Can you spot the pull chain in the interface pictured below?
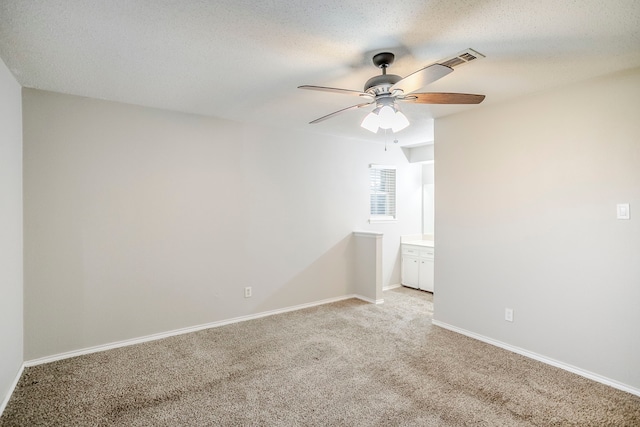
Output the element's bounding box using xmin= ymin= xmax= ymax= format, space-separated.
xmin=384 ymin=128 xmax=389 ymax=151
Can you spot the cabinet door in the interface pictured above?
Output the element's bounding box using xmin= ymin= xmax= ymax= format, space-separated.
xmin=402 ymin=256 xmax=420 ymax=289
xmin=419 ymin=259 xmax=434 ymax=292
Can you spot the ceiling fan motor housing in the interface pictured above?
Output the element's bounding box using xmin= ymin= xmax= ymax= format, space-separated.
xmin=364 ymin=74 xmax=402 ymax=95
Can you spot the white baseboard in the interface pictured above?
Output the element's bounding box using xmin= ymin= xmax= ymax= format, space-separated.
xmin=25 ymin=294 xmax=371 ymax=367
xmin=432 ymin=319 xmax=640 ymax=398
xmin=355 ymin=294 xmax=384 ymax=304
xmin=383 ymin=283 xmax=402 ymax=291
xmin=0 ymin=363 xmax=24 ymax=417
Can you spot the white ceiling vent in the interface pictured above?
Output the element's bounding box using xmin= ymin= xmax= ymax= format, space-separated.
xmin=439 ymin=49 xmax=485 ymax=69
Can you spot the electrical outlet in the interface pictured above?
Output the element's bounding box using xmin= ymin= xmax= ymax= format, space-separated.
xmin=244 ymin=287 xmax=252 ymax=298
xmin=505 ymin=308 xmax=514 ymax=322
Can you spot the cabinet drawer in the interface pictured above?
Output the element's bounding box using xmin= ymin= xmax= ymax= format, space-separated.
xmin=420 ymin=249 xmax=434 ymax=258
xmin=402 ymin=246 xmax=421 ymax=256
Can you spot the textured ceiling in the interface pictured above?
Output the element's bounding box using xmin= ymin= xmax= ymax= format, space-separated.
xmin=1 ymin=0 xmax=640 ymax=146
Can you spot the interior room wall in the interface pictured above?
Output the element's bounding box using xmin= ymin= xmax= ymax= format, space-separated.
xmin=22 ymin=89 xmax=422 ymax=361
xmin=434 ymin=68 xmax=640 ymax=391
xmin=422 ymin=162 xmax=435 ymax=235
xmin=0 ymin=58 xmax=23 ymax=406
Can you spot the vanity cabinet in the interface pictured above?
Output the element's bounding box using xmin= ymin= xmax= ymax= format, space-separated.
xmin=401 ymin=244 xmax=434 ymax=292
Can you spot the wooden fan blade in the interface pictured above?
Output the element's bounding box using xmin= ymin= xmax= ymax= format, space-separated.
xmin=390 ymin=64 xmax=452 ymax=95
xmin=298 ymin=85 xmax=372 ymax=98
xmin=309 ymin=102 xmax=373 ymax=124
xmin=400 ymin=92 xmax=486 ymax=104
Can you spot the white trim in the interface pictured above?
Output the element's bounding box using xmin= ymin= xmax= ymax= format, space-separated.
xmin=24 ymin=294 xmax=377 ymax=367
xmin=432 ymin=319 xmax=640 ymax=398
xmin=369 ymin=164 xmax=397 ymax=170
xmin=355 ymin=294 xmax=384 ymax=304
xmin=383 ymin=283 xmax=402 ymax=291
xmin=0 ymin=363 xmax=24 ymax=416
xmin=368 ymin=218 xmax=397 ymax=224
xmin=352 ymin=231 xmax=383 ymax=239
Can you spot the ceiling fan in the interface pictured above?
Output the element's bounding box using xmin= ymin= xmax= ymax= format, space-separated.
xmin=299 ymin=52 xmax=485 ymax=133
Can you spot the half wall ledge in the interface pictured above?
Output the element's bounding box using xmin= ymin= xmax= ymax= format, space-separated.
xmin=352 ymin=231 xmax=384 ymax=304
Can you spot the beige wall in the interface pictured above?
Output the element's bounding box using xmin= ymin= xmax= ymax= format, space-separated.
xmin=434 ymin=68 xmax=640 ymax=390
xmin=22 ymin=89 xmax=423 ymax=360
xmin=0 ymin=58 xmax=23 ymax=406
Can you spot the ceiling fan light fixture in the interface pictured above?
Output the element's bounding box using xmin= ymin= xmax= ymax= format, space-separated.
xmin=360 ymin=111 xmax=380 ymax=133
xmin=391 ymin=110 xmax=410 ymax=132
xmin=377 ymin=105 xmax=396 ymax=129
xmin=360 ymin=103 xmax=410 ymax=134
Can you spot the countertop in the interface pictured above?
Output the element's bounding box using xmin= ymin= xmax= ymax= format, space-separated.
xmin=402 ymin=240 xmax=434 ymax=248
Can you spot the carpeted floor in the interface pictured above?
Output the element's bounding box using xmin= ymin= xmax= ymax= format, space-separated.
xmin=2 ymin=287 xmax=639 ymax=426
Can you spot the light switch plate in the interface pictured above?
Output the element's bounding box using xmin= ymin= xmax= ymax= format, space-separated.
xmin=617 ymin=204 xmax=630 ymax=220
xmin=505 ymin=308 xmax=513 ymax=322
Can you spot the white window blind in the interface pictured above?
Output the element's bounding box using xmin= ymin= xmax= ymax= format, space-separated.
xmin=369 ymin=165 xmax=396 ymax=222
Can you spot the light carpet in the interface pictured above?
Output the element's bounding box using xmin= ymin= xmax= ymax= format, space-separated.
xmin=2 ymin=287 xmax=639 ymax=426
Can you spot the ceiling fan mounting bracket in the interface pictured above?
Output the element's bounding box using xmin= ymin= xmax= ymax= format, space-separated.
xmin=372 ymin=52 xmax=395 ymax=69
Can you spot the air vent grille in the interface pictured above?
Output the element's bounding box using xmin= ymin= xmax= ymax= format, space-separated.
xmin=439 ymin=49 xmax=484 ymax=68
xmin=461 ymin=52 xmax=477 ymax=61
xmin=440 ymin=57 xmax=466 ymax=68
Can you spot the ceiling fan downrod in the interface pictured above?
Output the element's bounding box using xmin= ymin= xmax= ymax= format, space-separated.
xmin=364 ymin=52 xmax=402 ymax=95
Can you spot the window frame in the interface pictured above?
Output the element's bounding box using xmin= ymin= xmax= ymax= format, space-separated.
xmin=368 ymin=164 xmax=397 ymax=224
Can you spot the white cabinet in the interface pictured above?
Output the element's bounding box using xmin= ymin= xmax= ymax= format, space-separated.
xmin=402 ymin=254 xmax=420 ymax=288
xmin=418 ymin=252 xmax=434 ymax=292
xmin=401 ymin=244 xmax=434 ymax=292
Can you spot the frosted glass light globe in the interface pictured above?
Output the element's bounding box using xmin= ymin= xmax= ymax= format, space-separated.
xmin=377 ymin=105 xmax=396 ymax=129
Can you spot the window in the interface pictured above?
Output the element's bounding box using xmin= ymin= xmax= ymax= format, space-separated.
xmin=369 ymin=165 xmax=396 ymax=223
